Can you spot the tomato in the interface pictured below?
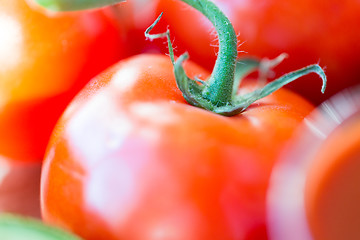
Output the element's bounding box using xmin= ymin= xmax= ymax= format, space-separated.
xmin=267 ymin=85 xmax=360 ymax=240
xmin=41 ymin=54 xmax=316 ymax=240
xmin=156 ymin=0 xmax=360 ymax=104
xmin=0 ymin=0 xmax=125 ymax=162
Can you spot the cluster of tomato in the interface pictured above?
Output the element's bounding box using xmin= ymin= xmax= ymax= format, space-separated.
xmin=1 ymin=0 xmax=360 ymax=239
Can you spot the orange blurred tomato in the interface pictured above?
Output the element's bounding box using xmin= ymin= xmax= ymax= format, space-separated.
xmin=103 ymin=0 xmax=162 ymax=55
xmin=0 ymin=0 xmax=125 ymax=162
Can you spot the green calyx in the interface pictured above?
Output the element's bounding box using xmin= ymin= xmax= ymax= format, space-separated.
xmin=33 ymin=0 xmax=124 ymax=11
xmin=172 ymin=53 xmax=326 ymax=116
xmin=0 ymin=214 xmax=81 ymax=239
xmin=146 ymin=1 xmax=327 ymax=116
xmin=35 ymin=0 xmax=327 ymax=115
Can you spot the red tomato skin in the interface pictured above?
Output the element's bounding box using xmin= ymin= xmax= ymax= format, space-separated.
xmin=41 ymin=54 xmax=314 ymax=240
xmin=0 ymin=0 xmax=125 ymax=162
xmin=156 ymin=0 xmax=360 ymax=105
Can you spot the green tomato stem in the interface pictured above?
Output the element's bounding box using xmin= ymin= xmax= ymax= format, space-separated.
xmin=146 ymin=0 xmax=326 ymax=116
xmin=180 ymin=0 xmax=238 ymax=106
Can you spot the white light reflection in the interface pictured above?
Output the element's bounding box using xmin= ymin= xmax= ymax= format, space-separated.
xmin=0 ymin=14 xmax=23 ymax=73
xmin=67 ymin=90 xmax=133 ymax=167
xmin=112 ymin=64 xmax=140 ymax=93
xmin=85 ymin=155 xmax=140 ymax=228
xmin=0 ymin=157 xmax=10 ymax=186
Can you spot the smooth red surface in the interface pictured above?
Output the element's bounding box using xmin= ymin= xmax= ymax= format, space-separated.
xmin=41 ymin=54 xmax=315 ymax=240
xmin=0 ymin=0 xmax=125 ymax=162
xmin=156 ymin=0 xmax=360 ymax=104
xmin=305 ymin=116 xmax=360 ymax=240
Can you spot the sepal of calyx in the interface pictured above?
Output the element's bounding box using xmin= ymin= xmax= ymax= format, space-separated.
xmin=174 ymin=53 xmax=327 ymax=116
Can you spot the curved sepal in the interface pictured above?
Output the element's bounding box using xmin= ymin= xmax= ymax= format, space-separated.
xmin=215 ymin=64 xmax=327 ymax=116
xmin=173 ymin=53 xmax=210 ymax=109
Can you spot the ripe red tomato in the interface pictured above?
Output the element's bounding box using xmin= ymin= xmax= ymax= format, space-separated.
xmin=156 ymin=0 xmax=360 ymax=104
xmin=41 ymin=54 xmax=315 ymax=240
xmin=0 ymin=0 xmax=125 ymax=162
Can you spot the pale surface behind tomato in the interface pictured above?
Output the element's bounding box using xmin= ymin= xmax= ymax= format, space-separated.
xmin=156 ymin=0 xmax=360 ymax=104
xmin=0 ymin=0 xmax=125 ymax=162
xmin=41 ymin=54 xmax=315 ymax=240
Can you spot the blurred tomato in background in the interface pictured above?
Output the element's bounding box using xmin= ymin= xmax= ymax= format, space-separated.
xmin=104 ymin=0 xmax=162 ymax=55
xmin=0 ymin=0 xmax=125 ymax=163
xmin=156 ymin=0 xmax=360 ymax=105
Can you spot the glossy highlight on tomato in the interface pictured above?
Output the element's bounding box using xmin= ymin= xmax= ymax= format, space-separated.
xmin=156 ymin=0 xmax=360 ymax=104
xmin=0 ymin=0 xmax=125 ymax=162
xmin=41 ymin=54 xmax=316 ymax=240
